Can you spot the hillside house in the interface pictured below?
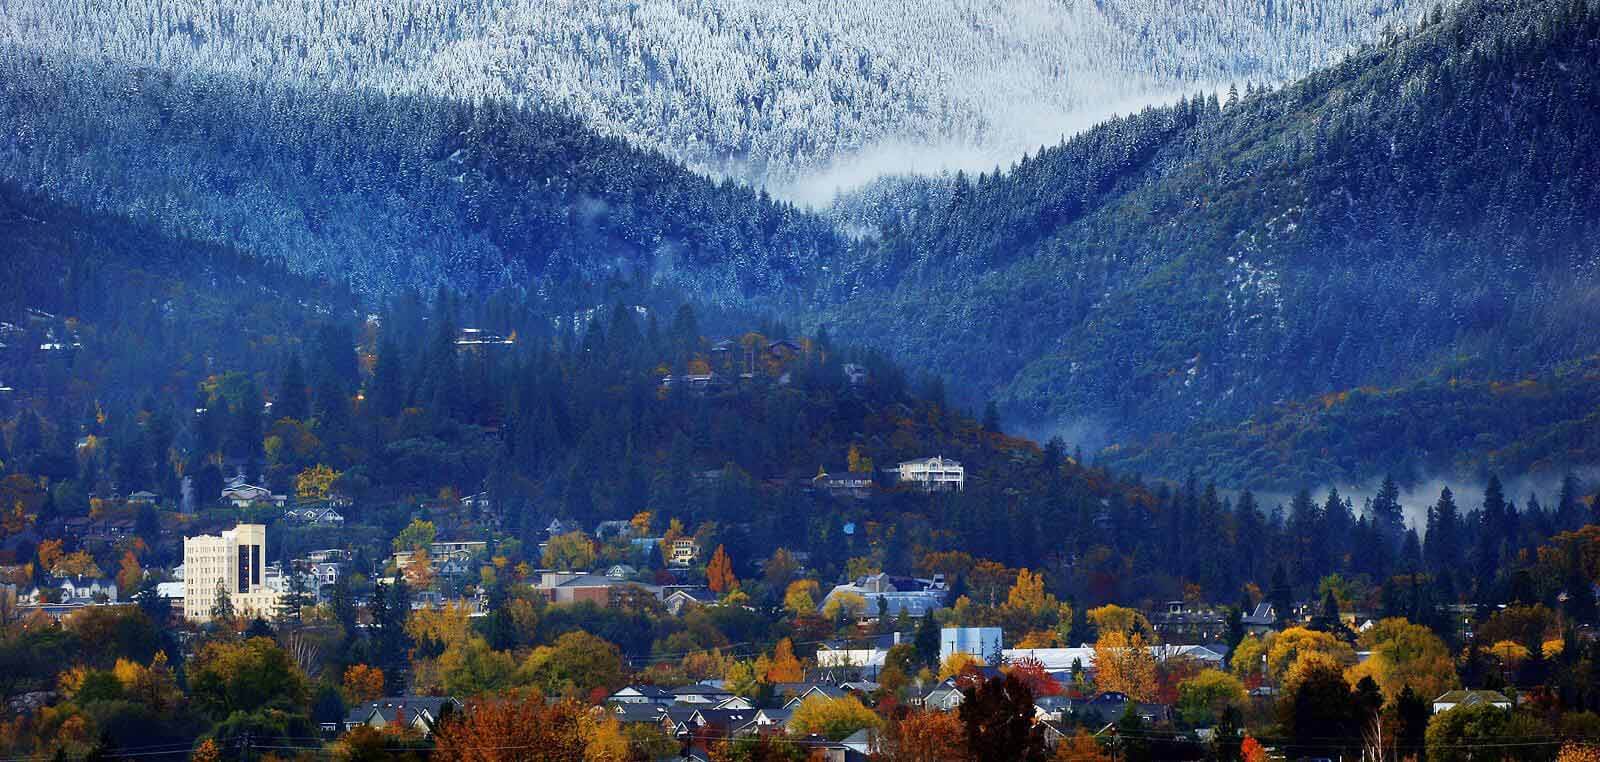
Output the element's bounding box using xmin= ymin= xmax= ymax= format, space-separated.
xmin=221 ymin=482 xmax=286 ymax=508
xmin=339 ymin=697 xmax=461 ymax=737
xmin=534 ymin=572 xmax=662 ymax=605
xmin=663 ymin=586 xmax=717 ymax=615
xmin=822 ymin=573 xmax=947 ymax=620
xmin=894 ymin=456 xmax=964 ymax=492
xmin=812 ymin=470 xmax=874 ymax=500
xmin=1433 ymin=690 xmax=1512 ymax=714
xmin=668 ymin=537 xmax=699 ymax=567
xmin=282 ymin=504 xmax=346 ymax=527
xmin=50 ymin=576 xmax=119 ymax=604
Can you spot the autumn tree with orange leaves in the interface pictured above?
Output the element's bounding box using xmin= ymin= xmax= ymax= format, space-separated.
xmin=1054 ymin=729 xmax=1110 ymax=761
xmin=765 ymin=638 xmax=804 ymax=683
xmin=885 ymin=710 xmax=965 ymax=762
xmin=706 ymin=545 xmax=738 ymax=595
xmin=1004 ymin=656 xmax=1063 ymax=697
xmin=1241 ymin=736 xmax=1269 ymax=762
xmin=343 ymin=664 xmax=385 ymax=704
xmin=432 ymin=692 xmax=598 ymax=762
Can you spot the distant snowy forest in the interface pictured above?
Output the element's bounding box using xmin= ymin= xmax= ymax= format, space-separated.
xmin=1 ymin=0 xmax=1429 ymax=197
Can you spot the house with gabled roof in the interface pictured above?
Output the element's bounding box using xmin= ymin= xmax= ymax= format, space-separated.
xmin=222 ymin=481 xmax=286 ymax=508
xmin=752 ymin=707 xmax=793 ymax=732
xmin=53 ymin=576 xmax=118 ymax=604
xmin=821 ymin=573 xmax=946 ymax=621
xmin=920 ymin=679 xmax=965 ymax=711
xmin=608 ymin=702 xmax=670 ymax=725
xmin=1432 ymin=690 xmax=1512 ymax=714
xmin=671 ymin=682 xmax=734 ymax=705
xmin=894 ymin=456 xmax=964 ymax=492
xmin=688 ymin=708 xmax=760 ymax=739
xmin=663 ymin=586 xmax=717 ymax=615
xmin=608 ymin=684 xmax=674 ymax=705
xmin=340 ymin=696 xmax=461 ymax=738
xmin=777 ymin=684 xmax=847 ymax=709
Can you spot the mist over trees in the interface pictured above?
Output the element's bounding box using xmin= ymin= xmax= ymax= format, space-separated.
xmin=0 ymin=0 xmax=1433 ymax=190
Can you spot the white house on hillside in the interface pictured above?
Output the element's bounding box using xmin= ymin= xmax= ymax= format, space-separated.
xmin=895 ymin=456 xmax=964 ymax=492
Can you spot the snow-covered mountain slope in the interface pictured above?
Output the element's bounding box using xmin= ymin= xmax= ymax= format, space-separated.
xmin=2 ymin=0 xmax=1431 ymax=197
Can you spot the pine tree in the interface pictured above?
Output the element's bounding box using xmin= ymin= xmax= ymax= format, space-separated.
xmin=1395 ymin=685 xmax=1429 ymax=756
xmin=276 ymin=353 xmax=310 ymax=421
xmin=368 ymin=339 xmax=407 ymax=418
xmin=915 ymin=611 xmax=941 ymax=669
xmin=1425 ymin=487 xmax=1460 ymax=574
xmin=1287 ymin=489 xmax=1322 ymax=580
xmin=1556 ymin=472 xmax=1584 ymax=530
xmin=1268 ymin=564 xmax=1294 ymax=629
xmin=1372 ymin=475 xmax=1405 ymax=550
xmin=1322 ymin=488 xmax=1354 ymax=573
xmin=211 ymin=580 xmax=235 ymax=623
xmin=228 ymin=377 xmax=263 ymax=460
xmin=982 ymin=400 xmax=1002 ymax=433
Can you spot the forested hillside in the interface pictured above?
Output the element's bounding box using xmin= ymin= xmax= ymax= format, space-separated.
xmin=1101 ymin=358 xmax=1600 ymax=489
xmin=0 ymin=53 xmax=841 ymax=304
xmin=820 ymin=0 xmax=1600 ymax=482
xmin=2 ymin=0 xmax=1598 ymax=491
xmin=9 ymin=180 xmax=1596 ymax=621
xmin=0 ymin=0 xmax=1431 ymax=191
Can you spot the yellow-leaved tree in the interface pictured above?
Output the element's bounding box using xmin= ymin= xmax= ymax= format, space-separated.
xmin=1092 ymin=630 xmax=1158 ymax=702
xmin=847 ymin=444 xmax=874 ymax=473
xmin=790 ymin=694 xmax=882 ymax=741
xmin=1087 ymin=604 xmax=1151 ymax=636
xmin=294 ymin=464 xmax=340 ymax=501
xmin=784 ymin=579 xmax=819 ymax=617
xmin=542 ymin=531 xmax=596 ymax=572
xmin=116 ymin=551 xmax=143 ymax=597
xmin=939 ymin=651 xmax=983 ymax=681
xmin=1264 ymin=627 xmax=1356 ymax=684
xmin=1344 ymin=617 xmax=1458 ymax=701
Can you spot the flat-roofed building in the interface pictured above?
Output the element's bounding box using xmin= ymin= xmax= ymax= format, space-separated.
xmin=183 ymin=524 xmax=279 ymax=622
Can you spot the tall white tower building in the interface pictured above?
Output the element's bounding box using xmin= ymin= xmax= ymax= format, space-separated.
xmin=183 ymin=524 xmax=279 ymax=622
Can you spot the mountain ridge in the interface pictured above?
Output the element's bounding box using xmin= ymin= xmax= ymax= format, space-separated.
xmin=816 ymin=0 xmax=1600 ymax=483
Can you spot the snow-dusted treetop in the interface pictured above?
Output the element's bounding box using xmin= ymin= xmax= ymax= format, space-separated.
xmin=2 ymin=0 xmax=1432 ymax=199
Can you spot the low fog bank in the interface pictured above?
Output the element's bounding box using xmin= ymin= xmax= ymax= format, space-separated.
xmin=1249 ymin=468 xmax=1600 ymax=536
xmin=772 ymin=86 xmax=1224 ymax=209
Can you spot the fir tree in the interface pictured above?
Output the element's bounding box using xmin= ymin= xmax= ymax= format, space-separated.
xmin=276 ymin=353 xmax=310 ymax=421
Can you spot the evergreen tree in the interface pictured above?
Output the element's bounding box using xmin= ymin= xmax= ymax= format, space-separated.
xmin=210 ymin=580 xmax=236 ymax=623
xmin=1287 ymin=489 xmax=1322 ymax=581
xmin=981 ymin=400 xmax=1002 ymax=433
xmin=228 ymin=377 xmax=263 ymax=460
xmin=1371 ymin=475 xmax=1405 ymax=550
xmin=1556 ymin=472 xmax=1584 ymax=530
xmin=915 ymin=611 xmax=941 ymax=669
xmin=958 ymin=673 xmax=1048 ymax=762
xmin=1395 ymin=685 xmax=1429 ymax=757
xmin=1268 ymin=564 xmax=1294 ymax=629
xmin=1310 ymin=589 xmax=1345 ymax=637
xmin=368 ymin=339 xmax=407 ymax=418
xmin=1424 ymin=487 xmax=1461 ymax=575
xmin=276 ymin=353 xmax=310 ymax=421
xmin=1400 ymin=528 xmax=1424 ymax=572
xmin=1322 ymin=488 xmax=1354 ymax=573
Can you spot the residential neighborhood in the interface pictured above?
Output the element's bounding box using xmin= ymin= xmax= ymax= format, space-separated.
xmin=0 ymin=303 xmax=1597 ymax=762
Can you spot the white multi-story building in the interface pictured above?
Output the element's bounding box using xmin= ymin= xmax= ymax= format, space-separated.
xmin=895 ymin=456 xmax=965 ymax=492
xmin=183 ymin=524 xmax=280 ymax=622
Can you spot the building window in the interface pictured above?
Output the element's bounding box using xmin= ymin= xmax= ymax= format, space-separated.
xmin=238 ymin=550 xmax=250 ymax=594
